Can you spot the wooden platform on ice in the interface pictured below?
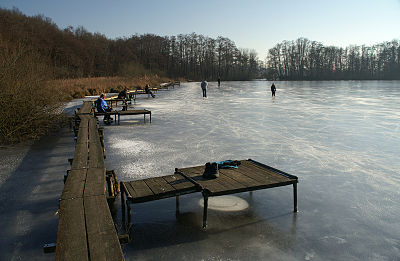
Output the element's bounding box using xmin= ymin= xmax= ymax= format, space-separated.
xmin=95 ymin=109 xmax=152 ymax=124
xmin=120 ymin=159 xmax=298 ymax=228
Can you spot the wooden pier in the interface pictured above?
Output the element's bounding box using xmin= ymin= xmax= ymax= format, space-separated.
xmin=56 ymin=101 xmax=124 ymax=261
xmin=120 ymin=159 xmax=298 ymax=229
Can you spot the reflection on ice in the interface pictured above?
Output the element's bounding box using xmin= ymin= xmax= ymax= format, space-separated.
xmin=198 ymin=195 xmax=249 ymax=212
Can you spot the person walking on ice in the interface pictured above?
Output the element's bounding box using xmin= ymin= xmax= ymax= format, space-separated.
xmin=201 ymin=80 xmax=208 ymax=98
xmin=271 ymin=82 xmax=276 ymax=97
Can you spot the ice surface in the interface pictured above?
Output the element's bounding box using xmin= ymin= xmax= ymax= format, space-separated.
xmin=102 ymin=80 xmax=400 ymax=260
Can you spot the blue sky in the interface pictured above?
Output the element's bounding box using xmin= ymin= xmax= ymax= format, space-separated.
xmin=1 ymin=0 xmax=400 ymax=59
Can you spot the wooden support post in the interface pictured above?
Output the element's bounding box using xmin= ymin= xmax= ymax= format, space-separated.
xmin=98 ymin=127 xmax=105 ymax=155
xmin=64 ymin=170 xmax=69 ymax=184
xmin=202 ymin=192 xmax=208 ymax=229
xmin=121 ymin=184 xmax=126 ymax=230
xmin=106 ymin=176 xmax=112 ymax=197
xmin=68 ymin=116 xmax=73 ymax=130
xmin=293 ymin=183 xmax=298 ymax=212
xmin=127 ymin=201 xmax=132 ymax=229
xmin=150 ymin=112 xmax=152 ymax=123
xmin=175 ymin=196 xmax=180 ymax=217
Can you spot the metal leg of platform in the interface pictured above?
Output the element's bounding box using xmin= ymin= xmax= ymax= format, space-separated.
xmin=175 ymin=195 xmax=180 ymax=217
xmin=121 ymin=184 xmax=126 ymax=231
xmin=293 ymin=183 xmax=298 ymax=212
xmin=127 ymin=202 xmax=132 ymax=228
xmin=202 ymin=192 xmax=208 ymax=229
xmin=120 ymin=182 xmax=127 ymax=231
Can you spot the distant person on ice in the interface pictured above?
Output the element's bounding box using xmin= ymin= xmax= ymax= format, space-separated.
xmin=271 ymin=83 xmax=276 ymax=97
xmin=217 ymin=77 xmax=221 ymax=87
xmin=201 ymin=80 xmax=208 ymax=98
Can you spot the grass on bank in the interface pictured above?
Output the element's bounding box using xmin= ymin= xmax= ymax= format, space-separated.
xmin=0 ymin=41 xmax=178 ymax=144
xmin=54 ymin=74 xmax=172 ymax=100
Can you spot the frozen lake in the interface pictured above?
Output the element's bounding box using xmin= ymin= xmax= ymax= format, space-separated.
xmin=103 ymin=81 xmax=400 ymax=260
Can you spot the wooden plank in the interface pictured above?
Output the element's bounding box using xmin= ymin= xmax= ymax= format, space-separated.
xmin=234 ymin=162 xmax=282 ymax=184
xmin=212 ymin=170 xmax=246 ymax=191
xmin=163 ymin=174 xmax=197 ymax=191
xmin=88 ymin=117 xmax=102 ymax=166
xmin=76 ymin=127 xmax=88 ymax=145
xmin=118 ymin=109 xmax=151 ymax=116
xmin=174 ymin=162 xmax=296 ymax=196
xmin=88 ymin=118 xmax=100 ymax=144
xmin=78 ymin=117 xmax=89 ymax=128
xmin=61 ymin=169 xmax=87 ymax=200
xmin=211 ymin=167 xmax=261 ymax=189
xmin=84 ymin=168 xmax=106 ymax=197
xmin=144 ymin=176 xmax=176 ymax=195
xmin=84 ymin=195 xmax=124 ymax=261
xmin=55 ymin=198 xmax=88 ymax=261
xmin=84 ymin=195 xmax=115 ymax=234
xmin=95 ymin=111 xmax=118 ymax=116
xmin=180 ymin=164 xmax=263 ymax=193
xmin=243 ymin=160 xmax=296 ymax=181
xmin=125 ymin=180 xmax=154 ymax=200
xmin=71 ymin=142 xmax=88 ymax=170
xmin=79 ymin=114 xmax=91 ymax=121
xmin=122 ymin=182 xmax=137 ymax=199
xmin=129 ymin=179 xmax=155 ymax=198
xmin=237 ymin=161 xmax=289 ymax=184
xmin=187 ymin=164 xmax=264 ymax=193
xmin=79 ymin=102 xmax=93 ymax=114
xmin=177 ymin=166 xmax=230 ymax=194
xmin=88 ymin=142 xmax=105 ymax=169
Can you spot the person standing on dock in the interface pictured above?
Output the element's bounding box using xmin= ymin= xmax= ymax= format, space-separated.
xmin=271 ymin=82 xmax=276 ymax=97
xmin=201 ymin=80 xmax=208 ymax=98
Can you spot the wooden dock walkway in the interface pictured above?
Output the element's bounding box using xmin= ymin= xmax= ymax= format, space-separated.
xmin=120 ymin=159 xmax=298 ymax=228
xmin=56 ymin=101 xmax=124 ymax=261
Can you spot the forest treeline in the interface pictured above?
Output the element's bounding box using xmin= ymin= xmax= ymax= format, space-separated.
xmin=0 ymin=8 xmax=263 ymax=81
xmin=266 ymin=38 xmax=400 ymax=80
xmin=2 ymin=8 xmax=399 ymax=82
